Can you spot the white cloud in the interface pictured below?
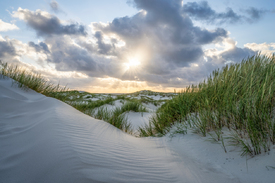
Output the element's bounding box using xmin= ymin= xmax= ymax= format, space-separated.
xmin=0 ymin=19 xmax=19 ymax=32
xmin=244 ymin=42 xmax=275 ymax=56
xmin=12 ymin=7 xmax=52 ymax=20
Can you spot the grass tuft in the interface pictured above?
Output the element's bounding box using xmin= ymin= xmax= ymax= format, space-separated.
xmin=139 ymin=54 xmax=275 ymax=156
xmin=0 ymin=61 xmax=67 ymax=96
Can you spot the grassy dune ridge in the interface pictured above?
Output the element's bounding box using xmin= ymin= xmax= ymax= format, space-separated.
xmin=0 ymin=61 xmax=160 ymax=133
xmin=0 ymin=61 xmax=67 ymax=95
xmin=58 ymin=90 xmax=172 ymax=134
xmin=140 ymin=54 xmax=275 ymax=157
xmin=2 ymin=55 xmax=275 ymax=157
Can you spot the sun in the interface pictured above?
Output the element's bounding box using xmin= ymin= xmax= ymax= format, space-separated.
xmin=125 ymin=58 xmax=141 ymax=70
xmin=128 ymin=58 xmax=140 ymax=67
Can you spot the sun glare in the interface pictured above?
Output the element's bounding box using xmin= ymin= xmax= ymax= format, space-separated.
xmin=129 ymin=58 xmax=140 ymax=67
xmin=125 ymin=58 xmax=141 ymax=70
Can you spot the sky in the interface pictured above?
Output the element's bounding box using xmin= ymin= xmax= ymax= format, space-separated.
xmin=0 ymin=0 xmax=274 ymax=93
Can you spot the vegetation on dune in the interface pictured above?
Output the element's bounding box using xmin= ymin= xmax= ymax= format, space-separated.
xmin=132 ymin=90 xmax=175 ymax=98
xmin=84 ymin=101 xmax=148 ymax=134
xmin=120 ymin=101 xmax=147 ymax=113
xmin=0 ymin=61 xmax=140 ymax=133
xmin=92 ymin=106 xmax=132 ymax=134
xmin=139 ymin=54 xmax=275 ymax=157
xmin=69 ymin=96 xmax=115 ymax=112
xmin=5 ymin=54 xmax=275 ymax=157
xmin=70 ymin=99 xmax=139 ymax=133
xmin=0 ymin=61 xmax=67 ymax=95
xmin=0 ymin=61 xmax=152 ymax=134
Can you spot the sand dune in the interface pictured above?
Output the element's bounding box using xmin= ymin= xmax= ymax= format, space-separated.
xmin=0 ymin=78 xmax=273 ymax=183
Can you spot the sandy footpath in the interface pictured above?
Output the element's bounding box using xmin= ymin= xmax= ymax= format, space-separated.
xmin=0 ymin=78 xmax=274 ymax=183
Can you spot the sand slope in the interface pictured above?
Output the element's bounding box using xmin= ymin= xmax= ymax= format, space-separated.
xmin=0 ymin=78 xmax=251 ymax=182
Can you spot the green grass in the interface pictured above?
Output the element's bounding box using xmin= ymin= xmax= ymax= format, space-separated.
xmin=139 ymin=54 xmax=275 ymax=157
xmin=90 ymin=101 xmax=148 ymax=134
xmin=69 ymin=96 xmax=115 ymax=112
xmin=0 ymin=61 xmax=67 ymax=96
xmin=120 ymin=101 xmax=148 ymax=113
xmin=92 ymin=106 xmax=132 ymax=133
xmin=132 ymin=90 xmax=175 ymax=98
xmin=67 ymin=97 xmax=137 ymax=133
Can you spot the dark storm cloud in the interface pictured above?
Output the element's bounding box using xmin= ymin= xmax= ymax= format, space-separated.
xmin=0 ymin=40 xmax=16 ymax=57
xmin=28 ymin=41 xmax=50 ymax=53
xmin=50 ymin=1 xmax=60 ymax=13
xmin=182 ymin=1 xmax=267 ymax=24
xmin=14 ymin=8 xmax=87 ymax=37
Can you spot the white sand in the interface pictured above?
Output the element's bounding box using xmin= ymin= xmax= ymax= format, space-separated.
xmin=0 ymin=78 xmax=274 ymax=183
xmin=125 ymin=111 xmax=153 ymax=133
xmin=143 ymin=103 xmax=159 ymax=112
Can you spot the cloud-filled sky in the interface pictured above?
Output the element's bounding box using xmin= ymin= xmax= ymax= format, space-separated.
xmin=0 ymin=0 xmax=274 ymax=93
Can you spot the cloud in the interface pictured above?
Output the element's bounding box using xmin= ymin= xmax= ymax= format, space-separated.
xmin=89 ymin=0 xmax=231 ymax=86
xmin=5 ymin=1 xmax=270 ymax=92
xmin=50 ymin=1 xmax=60 ymax=13
xmin=205 ymin=38 xmax=257 ymax=65
xmin=94 ymin=0 xmax=228 ymax=68
xmin=94 ymin=31 xmax=116 ymax=55
xmin=0 ymin=36 xmax=23 ymax=64
xmin=12 ymin=8 xmax=87 ymax=37
xmin=0 ymin=35 xmax=53 ymax=66
xmin=0 ymin=39 xmax=17 ymax=58
xmin=182 ymin=1 xmax=216 ymax=21
xmin=0 ymin=19 xmax=19 ymax=32
xmin=221 ymin=47 xmax=256 ymax=62
xmin=42 ymin=35 xmax=120 ymax=78
xmin=28 ymin=41 xmax=50 ymax=54
xmin=182 ymin=1 xmax=267 ymax=24
xmin=244 ymin=7 xmax=266 ymax=23
xmin=244 ymin=42 xmax=275 ymax=56
xmin=195 ymin=28 xmax=228 ymax=44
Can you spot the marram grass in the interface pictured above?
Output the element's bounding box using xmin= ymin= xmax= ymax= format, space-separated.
xmin=85 ymin=100 xmax=148 ymax=134
xmin=139 ymin=54 xmax=275 ymax=157
xmin=70 ymin=99 xmax=144 ymax=133
xmin=0 ymin=61 xmax=67 ymax=96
